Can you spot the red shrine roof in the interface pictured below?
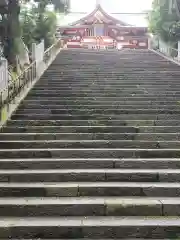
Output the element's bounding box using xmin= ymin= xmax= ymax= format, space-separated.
xmin=58 ymin=4 xmax=148 ymax=28
xmin=70 ymin=4 xmax=128 ymax=26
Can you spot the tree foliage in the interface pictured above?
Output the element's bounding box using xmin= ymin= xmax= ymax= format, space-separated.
xmin=149 ymin=0 xmax=180 ymax=43
xmin=0 ymin=0 xmax=68 ymax=67
xmin=20 ymin=2 xmax=57 ymax=49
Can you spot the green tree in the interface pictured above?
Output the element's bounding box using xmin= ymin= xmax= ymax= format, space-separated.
xmin=1 ymin=0 xmax=68 ymax=67
xmin=34 ymin=10 xmax=57 ymax=48
xmin=149 ymin=0 xmax=180 ymax=42
xmin=20 ymin=7 xmax=37 ymax=49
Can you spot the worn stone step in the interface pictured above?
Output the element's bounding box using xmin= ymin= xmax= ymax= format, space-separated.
xmin=0 ymin=197 xmax=175 ymax=217
xmin=1 ymin=158 xmax=180 ymax=170
xmin=27 ymin=92 xmax=180 ymax=98
xmin=0 ymin=216 xmax=180 ymax=238
xmin=34 ymin=82 xmax=180 ymax=86
xmin=1 ymin=169 xmax=180 ymax=182
xmin=19 ymin=101 xmax=180 ymax=107
xmin=1 ymin=133 xmax=180 ymax=141
xmin=42 ymin=79 xmax=176 ymax=82
xmin=114 ymin=158 xmax=180 ymax=169
xmin=6 ymin=120 xmax=180 ymax=127
xmin=24 ymin=96 xmax=180 ymax=101
xmin=1 ymin=140 xmax=180 ymax=149
xmin=0 ymin=158 xmax=115 ymax=169
xmin=15 ymin=108 xmax=180 ymax=115
xmin=0 ymin=182 xmax=180 ymax=197
xmin=0 ymin=133 xmax=138 ymax=141
xmin=22 ymin=100 xmax=160 ymax=105
xmin=29 ymin=89 xmax=180 ymax=94
xmin=0 ymin=239 xmax=172 ymax=240
xmin=0 ymin=133 xmax=135 ymax=141
xmin=17 ymin=104 xmax=180 ymax=111
xmin=39 ymin=76 xmax=180 ymax=79
xmin=22 ymin=98 xmax=178 ymax=104
xmin=9 ymin=114 xmax=163 ymax=121
xmin=41 ymin=72 xmax=180 ymax=75
xmin=6 ymin=119 xmax=180 ymax=127
xmin=6 ymin=119 xmax=155 ymax=127
xmin=1 ymin=126 xmax=139 ymax=133
xmin=39 ymin=73 xmax=180 ymax=77
xmin=2 ymin=126 xmax=180 ymax=133
xmin=0 ymin=148 xmax=180 ymax=159
xmin=0 ymin=140 xmax=160 ymax=149
xmin=36 ymin=86 xmax=179 ymax=90
xmin=30 ymin=85 xmax=180 ymax=90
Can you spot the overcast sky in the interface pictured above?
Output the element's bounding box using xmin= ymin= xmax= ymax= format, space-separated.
xmin=70 ymin=0 xmax=153 ymax=13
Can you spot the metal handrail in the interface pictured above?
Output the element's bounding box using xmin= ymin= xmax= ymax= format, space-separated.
xmin=0 ymin=39 xmax=63 ymax=121
xmin=0 ymin=60 xmax=36 ymax=108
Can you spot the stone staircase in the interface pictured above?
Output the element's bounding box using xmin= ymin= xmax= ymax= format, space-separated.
xmin=0 ymin=48 xmax=180 ymax=238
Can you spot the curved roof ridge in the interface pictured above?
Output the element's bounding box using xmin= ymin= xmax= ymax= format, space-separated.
xmin=70 ymin=4 xmax=129 ymax=26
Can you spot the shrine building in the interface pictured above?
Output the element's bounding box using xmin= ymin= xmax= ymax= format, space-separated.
xmin=57 ymin=3 xmax=148 ymax=49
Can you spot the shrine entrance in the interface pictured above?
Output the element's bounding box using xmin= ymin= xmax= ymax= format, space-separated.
xmin=94 ymin=24 xmax=105 ymax=36
xmin=58 ymin=4 xmax=148 ymax=49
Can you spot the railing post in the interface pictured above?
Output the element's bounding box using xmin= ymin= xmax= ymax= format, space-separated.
xmin=178 ymin=41 xmax=180 ymax=61
xmin=32 ymin=43 xmax=36 ymax=62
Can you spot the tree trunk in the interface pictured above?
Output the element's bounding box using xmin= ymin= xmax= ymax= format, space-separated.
xmin=4 ymin=0 xmax=20 ymax=67
xmin=175 ymin=0 xmax=180 ymax=19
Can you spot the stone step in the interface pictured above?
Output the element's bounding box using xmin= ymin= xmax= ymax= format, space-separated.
xmin=2 ymin=126 xmax=180 ymax=133
xmin=1 ymin=133 xmax=180 ymax=141
xmin=0 ymin=216 xmax=180 ymax=238
xmin=17 ymin=104 xmax=180 ymax=111
xmin=0 ymin=158 xmax=115 ymax=169
xmin=0 ymin=182 xmax=180 ymax=197
xmin=20 ymin=100 xmax=179 ymax=105
xmin=0 ymin=168 xmax=180 ymax=182
xmin=1 ymin=126 xmax=139 ymax=133
xmin=31 ymin=84 xmax=180 ymax=88
xmin=23 ymin=99 xmax=176 ymax=104
xmin=40 ymin=76 xmax=169 ymax=79
xmin=34 ymin=85 xmax=180 ymax=88
xmin=0 ymin=239 xmax=158 ymax=240
xmin=42 ymin=71 xmax=180 ymax=74
xmin=27 ymin=92 xmax=180 ymax=97
xmin=6 ymin=119 xmax=155 ymax=127
xmin=27 ymin=88 xmax=180 ymax=92
xmin=15 ymin=108 xmax=180 ymax=115
xmin=29 ymin=89 xmax=180 ymax=94
xmin=40 ymin=73 xmax=180 ymax=76
xmin=0 ymin=148 xmax=180 ymax=158
xmin=9 ymin=114 xmax=174 ymax=121
xmin=0 ymin=196 xmax=179 ymax=217
xmin=0 ymin=158 xmax=179 ymax=170
xmin=24 ymin=96 xmax=180 ymax=100
xmin=6 ymin=119 xmax=180 ymax=127
xmin=0 ymin=133 xmax=134 ymax=140
xmin=42 ymin=69 xmax=179 ymax=72
xmin=21 ymin=100 xmax=179 ymax=107
xmin=1 ymin=140 xmax=180 ymax=149
xmin=36 ymin=81 xmax=180 ymax=85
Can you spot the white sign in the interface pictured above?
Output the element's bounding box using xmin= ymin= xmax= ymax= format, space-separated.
xmin=139 ymin=42 xmax=146 ymax=47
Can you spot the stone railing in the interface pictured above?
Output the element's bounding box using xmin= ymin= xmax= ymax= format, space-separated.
xmin=0 ymin=39 xmax=64 ymax=126
xmin=32 ymin=40 xmax=45 ymax=67
xmin=149 ymin=37 xmax=180 ymax=63
xmin=0 ymin=59 xmax=8 ymax=92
